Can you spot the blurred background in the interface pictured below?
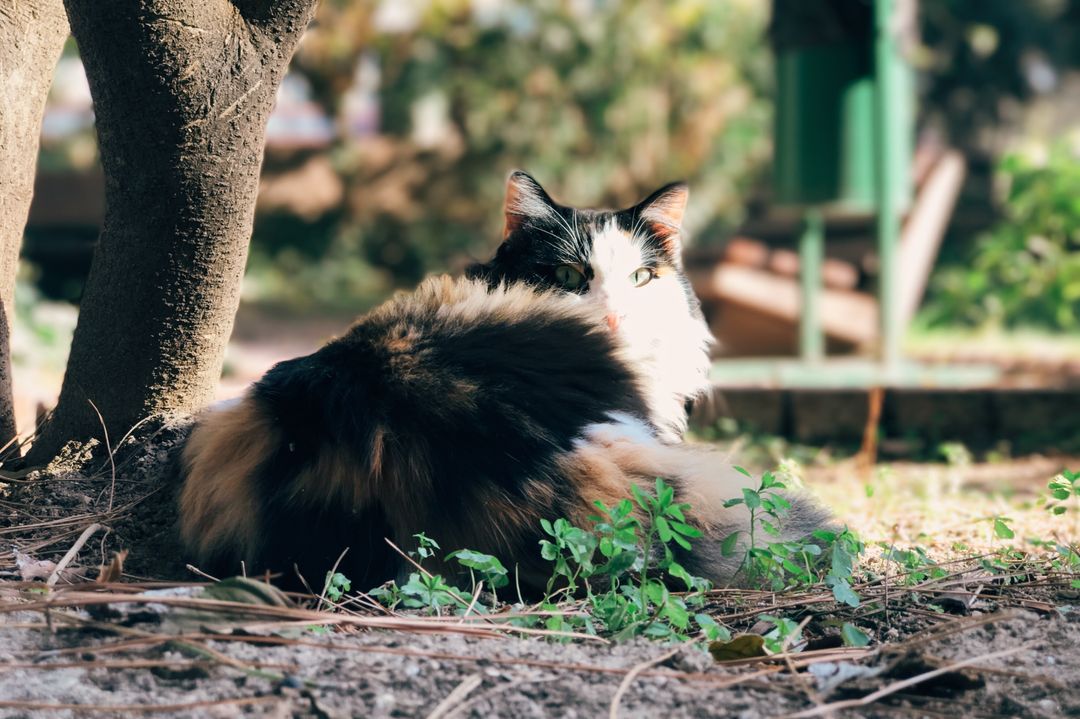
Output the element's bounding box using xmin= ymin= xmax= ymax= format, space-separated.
xmin=15 ymin=0 xmax=1080 ymax=454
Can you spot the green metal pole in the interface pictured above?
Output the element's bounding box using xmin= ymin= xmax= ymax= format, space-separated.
xmin=874 ymin=0 xmax=902 ymax=372
xmin=799 ymin=207 xmax=824 ymax=363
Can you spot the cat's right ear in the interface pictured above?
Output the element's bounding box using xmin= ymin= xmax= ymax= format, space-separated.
xmin=504 ymin=170 xmax=557 ymax=238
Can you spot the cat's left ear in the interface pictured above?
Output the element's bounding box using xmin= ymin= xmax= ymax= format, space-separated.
xmin=503 ymin=170 xmax=558 ymax=238
xmin=635 ymin=182 xmax=688 ymax=253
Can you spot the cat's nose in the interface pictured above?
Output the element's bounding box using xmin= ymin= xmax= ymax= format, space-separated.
xmin=606 ymin=313 xmax=621 ymax=332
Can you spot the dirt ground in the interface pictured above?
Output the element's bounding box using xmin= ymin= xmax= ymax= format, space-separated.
xmin=1 ymin=608 xmax=1078 ymax=718
xmin=1 ymin=428 xmax=1079 ymax=718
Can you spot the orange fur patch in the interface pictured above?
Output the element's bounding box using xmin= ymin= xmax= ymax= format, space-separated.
xmin=178 ymin=397 xmax=276 ymax=563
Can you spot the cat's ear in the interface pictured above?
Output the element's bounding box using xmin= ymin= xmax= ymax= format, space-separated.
xmin=635 ymin=182 xmax=689 ymax=253
xmin=504 ymin=170 xmax=558 ymax=238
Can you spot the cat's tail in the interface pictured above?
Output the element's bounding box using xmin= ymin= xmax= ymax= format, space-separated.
xmin=562 ymin=418 xmax=835 ymax=587
xmin=176 ymin=276 xmax=651 ymax=585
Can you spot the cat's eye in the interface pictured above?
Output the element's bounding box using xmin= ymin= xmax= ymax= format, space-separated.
xmin=630 ymin=267 xmax=655 ymax=287
xmin=554 ymin=264 xmax=586 ymax=290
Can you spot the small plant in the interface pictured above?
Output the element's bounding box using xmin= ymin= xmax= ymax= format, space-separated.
xmin=882 ymin=545 xmax=946 ymax=585
xmin=991 ymin=515 xmax=1016 ymax=540
xmin=411 ymin=532 xmax=441 ymax=563
xmin=323 ymin=572 xmax=351 ymax=603
xmin=365 ymin=471 xmax=861 ymax=642
xmin=760 ymin=614 xmax=803 ymax=654
xmin=447 ymin=549 xmax=510 ymax=591
xmin=1047 ymin=470 xmax=1080 ymax=521
xmin=840 ymin=622 xmax=870 ymax=647
xmin=718 ymin=468 xmax=861 ymax=603
xmin=1035 ymin=469 xmax=1080 ymax=589
xmin=538 ymin=478 xmax=717 ymax=640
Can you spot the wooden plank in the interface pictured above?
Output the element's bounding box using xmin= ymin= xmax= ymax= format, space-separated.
xmin=692 ymin=263 xmax=878 ymax=345
xmin=898 ymin=150 xmax=967 ymax=325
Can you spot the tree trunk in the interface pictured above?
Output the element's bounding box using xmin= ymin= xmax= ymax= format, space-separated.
xmin=27 ymin=0 xmax=317 ymax=464
xmin=0 ymin=0 xmax=70 ymax=463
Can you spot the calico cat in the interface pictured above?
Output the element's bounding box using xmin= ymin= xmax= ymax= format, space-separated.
xmin=468 ymin=171 xmax=713 ymax=443
xmin=177 ymin=174 xmax=830 ymax=593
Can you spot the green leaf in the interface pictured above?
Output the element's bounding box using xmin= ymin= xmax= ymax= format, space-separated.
xmin=840 ymin=623 xmax=870 ymax=647
xmin=599 ymin=550 xmax=637 ymax=578
xmin=655 ymin=516 xmax=673 ymax=542
xmin=670 ymin=520 xmax=702 ymax=539
xmin=720 ymin=532 xmax=741 ymax=557
xmin=657 ymin=478 xmax=674 ymax=508
xmin=733 ymin=465 xmax=752 ymax=478
xmin=829 ymin=576 xmax=861 ymax=607
xmin=540 ymin=540 xmax=558 ymax=561
xmin=742 ymin=489 xmax=762 ymax=510
xmin=831 ymin=541 xmax=854 ymax=579
xmin=993 ymin=517 xmax=1015 ymax=539
xmin=667 ymin=561 xmax=694 ymax=589
xmin=696 ymin=613 xmax=731 ymax=642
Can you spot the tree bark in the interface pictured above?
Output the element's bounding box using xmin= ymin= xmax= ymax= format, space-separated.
xmin=27 ymin=0 xmax=317 ymax=464
xmin=0 ymin=0 xmax=70 ymax=462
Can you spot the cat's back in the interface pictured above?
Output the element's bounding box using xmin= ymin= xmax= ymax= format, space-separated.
xmin=177 ymin=276 xmax=652 ymax=585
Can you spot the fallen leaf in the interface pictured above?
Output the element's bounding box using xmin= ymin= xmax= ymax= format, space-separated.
xmin=202 ymin=577 xmax=293 ymax=607
xmin=14 ymin=549 xmax=56 ymax=582
xmin=96 ymin=550 xmax=128 ymax=583
xmin=709 ymin=633 xmax=767 ymax=662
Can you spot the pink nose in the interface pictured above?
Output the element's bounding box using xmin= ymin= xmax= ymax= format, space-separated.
xmin=606 ymin=313 xmax=621 ymax=332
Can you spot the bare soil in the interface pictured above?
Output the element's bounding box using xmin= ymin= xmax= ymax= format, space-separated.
xmin=1 ymin=429 xmax=1079 ymax=718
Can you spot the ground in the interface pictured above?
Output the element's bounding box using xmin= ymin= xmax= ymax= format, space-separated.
xmin=1 ymin=426 xmax=1078 ymax=718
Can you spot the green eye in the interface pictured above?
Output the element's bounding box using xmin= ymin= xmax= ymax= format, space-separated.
xmin=630 ymin=267 xmax=655 ymax=287
xmin=554 ymin=264 xmax=586 ymax=290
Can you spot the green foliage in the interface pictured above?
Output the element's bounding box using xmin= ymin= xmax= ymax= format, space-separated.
xmin=248 ymin=0 xmax=772 ymax=302
xmin=365 ymin=478 xmax=728 ymax=640
xmin=447 ymin=549 xmax=510 ymax=590
xmin=719 ymin=469 xmax=863 ymax=603
xmin=991 ymin=516 xmax=1015 ymax=540
xmin=1034 ymin=469 xmax=1080 ymax=587
xmin=922 ymin=143 xmax=1080 ymax=331
xmin=356 ymin=472 xmax=861 ymax=645
xmin=538 ymin=478 xmax=715 ymax=641
xmin=881 ymin=545 xmax=947 ymax=585
xmin=411 ymin=532 xmax=441 ymax=562
xmin=759 ymin=614 xmax=802 ymax=655
xmin=840 ymin=622 xmax=870 ymax=648
xmin=323 ymin=572 xmax=351 ymax=602
xmin=1047 ymin=469 xmax=1080 ymax=516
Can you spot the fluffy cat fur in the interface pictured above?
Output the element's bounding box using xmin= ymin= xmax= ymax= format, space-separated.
xmin=177 ymin=175 xmax=831 ymax=593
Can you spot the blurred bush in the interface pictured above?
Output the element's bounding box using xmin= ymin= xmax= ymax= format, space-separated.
xmin=244 ymin=0 xmax=773 ymax=308
xmin=922 ymin=139 xmax=1080 ymax=331
xmin=917 ymin=0 xmax=1075 ymax=147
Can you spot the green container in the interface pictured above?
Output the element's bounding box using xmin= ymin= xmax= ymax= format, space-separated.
xmin=774 ymin=42 xmax=912 ymax=211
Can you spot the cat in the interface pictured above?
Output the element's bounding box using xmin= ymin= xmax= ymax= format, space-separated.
xmin=176 ymin=173 xmax=830 ymax=594
xmin=467 ymin=171 xmax=713 ymax=444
